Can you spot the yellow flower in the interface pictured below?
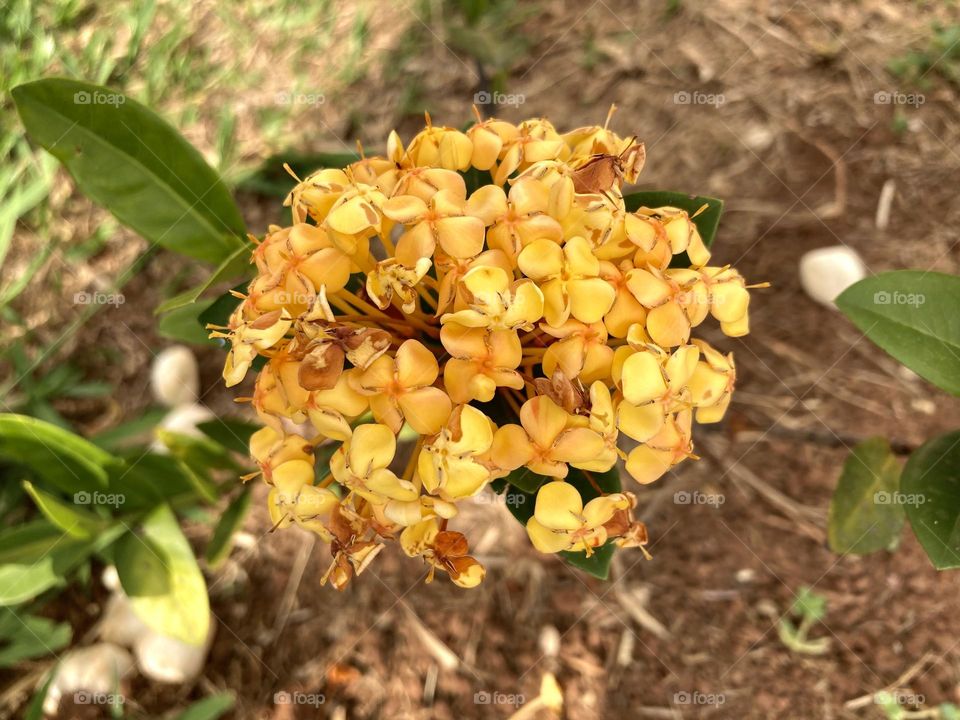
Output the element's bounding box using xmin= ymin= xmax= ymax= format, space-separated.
xmin=540 ymin=320 xmax=614 ymax=384
xmin=491 ymin=396 xmax=605 ymax=478
xmin=466 ymin=111 xmax=518 ymax=170
xmin=251 ymin=224 xmax=353 ymax=309
xmin=404 ymin=114 xmax=473 ymax=171
xmin=219 ymin=308 xmax=292 ymax=387
xmin=354 ymin=340 xmax=452 ymax=434
xmin=441 ymin=265 xmax=544 ymax=332
xmin=382 ymin=189 xmax=486 ymax=266
xmin=615 ymin=343 xmax=699 ymax=444
xmin=482 ymin=179 xmax=564 ymax=261
xmin=526 ymin=480 xmax=631 ymax=554
xmin=598 ymin=260 xmax=648 ymax=337
xmin=625 ymin=410 xmax=694 ymax=485
xmin=434 ymin=248 xmax=513 ymax=315
xmin=221 ymin=111 xmax=760 ymax=589
xmin=688 ymin=339 xmax=736 ymax=423
xmin=518 ymin=236 xmax=616 ymax=327
xmin=330 ymin=423 xmax=419 ymax=506
xmin=493 ymin=118 xmax=567 ymax=185
xmin=366 ymin=257 xmax=432 ymax=314
xmin=306 ymin=369 xmax=369 ymax=441
xmin=441 ymin=325 xmax=524 ymax=403
xmin=418 ymin=405 xmax=494 ymax=501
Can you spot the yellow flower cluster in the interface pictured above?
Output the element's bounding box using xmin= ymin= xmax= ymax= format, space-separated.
xmin=217 ymin=110 xmax=757 ymax=589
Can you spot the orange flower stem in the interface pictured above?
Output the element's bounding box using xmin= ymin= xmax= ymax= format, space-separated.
xmin=403 ymin=436 xmax=425 ymax=482
xmin=415 ymin=284 xmax=438 ymax=312
xmin=583 ymin=470 xmax=604 ymax=495
xmin=503 ymin=388 xmax=524 ymax=417
xmin=318 ymin=474 xmax=337 ymax=488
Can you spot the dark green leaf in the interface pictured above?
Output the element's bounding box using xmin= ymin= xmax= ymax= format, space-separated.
xmin=12 ymin=79 xmax=245 ymax=263
xmin=90 ymin=407 xmax=168 ymax=452
xmin=623 ymin=190 xmax=724 ymax=266
xmin=115 ymin=505 xmax=210 ymax=644
xmin=827 ymin=438 xmax=904 ymax=554
xmin=0 ymin=414 xmax=114 ymax=494
xmin=197 ymin=417 xmax=260 ymax=456
xmin=836 ymin=271 xmax=960 ymax=396
xmin=205 ymin=487 xmax=252 ymax=568
xmin=157 ymin=430 xmax=241 ymax=476
xmin=105 ymin=452 xmax=199 ymax=510
xmin=158 ymin=297 xmax=216 ymax=345
xmin=155 ymin=243 xmax=253 ymax=315
xmin=902 ymin=430 xmax=960 ymax=570
xmin=0 ymin=608 xmax=72 ymax=667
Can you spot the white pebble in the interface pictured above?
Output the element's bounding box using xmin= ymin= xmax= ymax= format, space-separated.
xmin=799 ymin=246 xmax=867 ymax=307
xmin=151 ymin=345 xmax=200 ymax=408
xmin=134 ymin=617 xmax=215 ymax=683
xmin=43 ymin=643 xmax=135 ymax=716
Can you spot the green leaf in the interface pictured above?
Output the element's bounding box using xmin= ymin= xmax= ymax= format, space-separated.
xmin=22 ymin=480 xmax=109 ymax=539
xmin=172 ymin=693 xmax=236 ymax=720
xmin=0 ymin=521 xmax=123 ymax=606
xmin=623 ymin=190 xmax=724 ymax=265
xmin=158 ymin=429 xmax=241 ymax=476
xmin=158 ymin=297 xmax=216 ymax=345
xmin=836 ymin=271 xmax=960 ymax=396
xmin=12 ymin=79 xmax=245 ymax=263
xmin=827 ymin=438 xmax=904 ymax=555
xmin=0 ymin=608 xmax=72 ymax=667
xmin=497 ymin=466 xmax=622 ymax=580
xmin=196 ymin=417 xmax=260 ymax=456
xmin=205 ymin=487 xmax=252 ymax=568
xmin=0 ymin=414 xmax=114 ymax=494
xmin=105 ymin=451 xmax=201 ymax=510
xmin=155 ymin=243 xmax=253 ymax=315
xmin=901 ymin=430 xmax=960 ymax=570
xmin=115 ymin=504 xmax=210 ymax=644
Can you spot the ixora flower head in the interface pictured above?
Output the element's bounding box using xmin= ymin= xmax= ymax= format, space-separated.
xmin=214 ymin=108 xmax=762 ymax=590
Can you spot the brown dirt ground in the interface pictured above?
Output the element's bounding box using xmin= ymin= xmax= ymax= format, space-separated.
xmin=7 ymin=0 xmax=960 ymax=718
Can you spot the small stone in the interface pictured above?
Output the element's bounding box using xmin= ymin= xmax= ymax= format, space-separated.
xmin=44 ymin=643 xmax=135 ymax=716
xmin=735 ymin=568 xmax=756 ymax=584
xmin=151 ymin=345 xmax=200 ymax=408
xmin=134 ymin=615 xmax=216 ymax=683
xmin=799 ymin=246 xmax=867 ymax=307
